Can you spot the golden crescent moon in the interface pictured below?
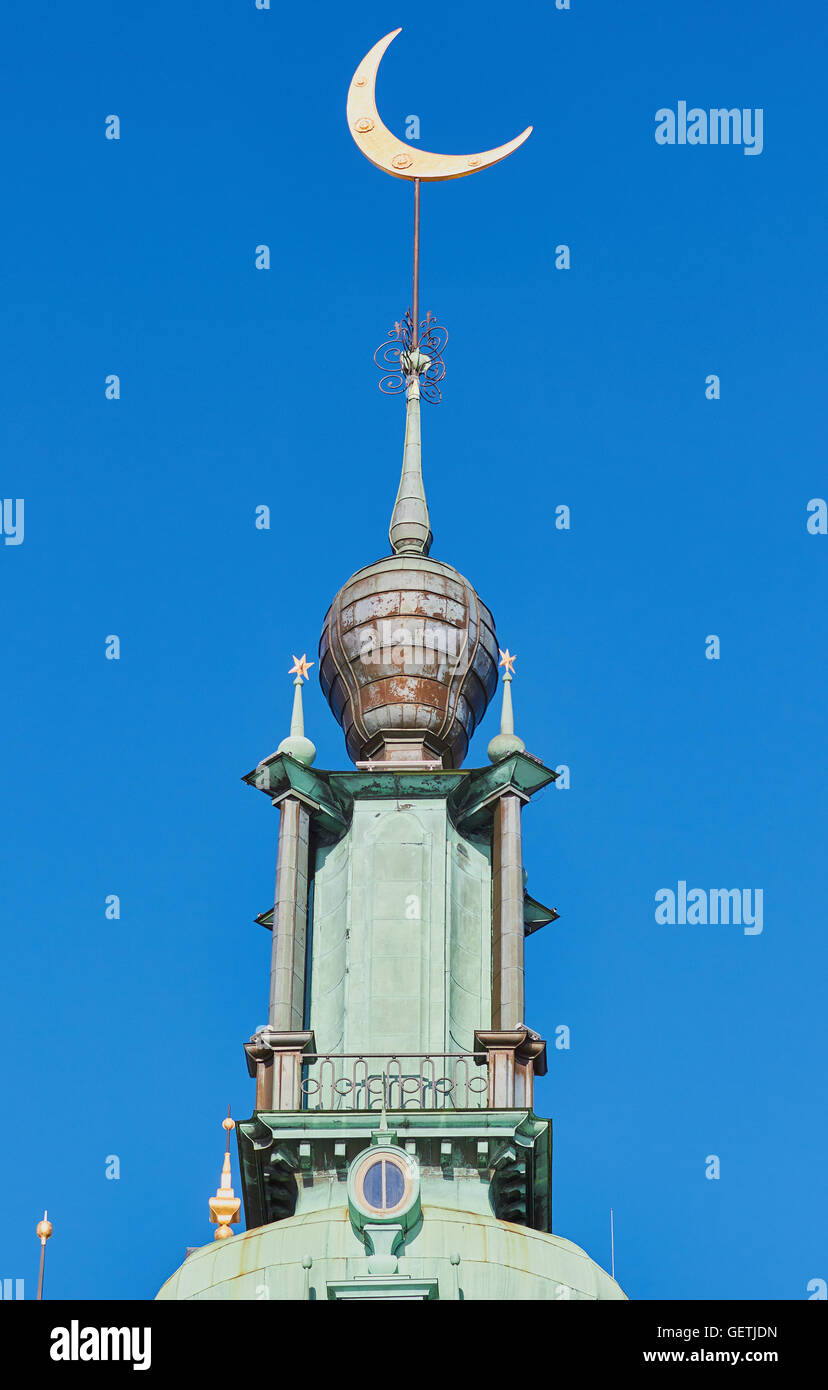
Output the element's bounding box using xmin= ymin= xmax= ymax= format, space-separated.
xmin=347 ymin=28 xmax=533 ymax=182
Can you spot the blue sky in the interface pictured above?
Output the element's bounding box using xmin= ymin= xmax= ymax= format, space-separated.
xmin=1 ymin=0 xmax=825 ymax=1300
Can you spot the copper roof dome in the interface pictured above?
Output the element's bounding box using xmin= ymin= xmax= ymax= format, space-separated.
xmin=319 ymin=553 xmax=498 ymax=768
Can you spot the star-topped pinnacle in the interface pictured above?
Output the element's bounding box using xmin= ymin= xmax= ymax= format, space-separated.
xmin=277 ymin=651 xmax=317 ymax=766
xmin=288 ymin=654 xmax=313 ymax=681
xmin=488 ymin=645 xmax=526 ymax=763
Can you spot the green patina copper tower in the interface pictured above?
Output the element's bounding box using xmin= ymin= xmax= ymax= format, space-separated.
xmin=157 ymin=28 xmax=626 ymax=1303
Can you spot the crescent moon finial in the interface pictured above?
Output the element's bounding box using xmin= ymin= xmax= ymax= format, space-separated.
xmin=346 ymin=29 xmax=532 ymax=181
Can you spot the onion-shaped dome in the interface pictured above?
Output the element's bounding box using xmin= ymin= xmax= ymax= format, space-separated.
xmin=319 ymin=553 xmax=498 ymax=768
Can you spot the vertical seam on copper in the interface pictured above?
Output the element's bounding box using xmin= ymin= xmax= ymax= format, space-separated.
xmin=331 ymin=582 xmax=371 ymax=749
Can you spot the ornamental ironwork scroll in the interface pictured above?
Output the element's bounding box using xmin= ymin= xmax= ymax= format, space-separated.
xmin=374 ymin=309 xmax=448 ymax=404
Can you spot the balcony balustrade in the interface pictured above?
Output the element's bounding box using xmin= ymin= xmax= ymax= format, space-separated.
xmin=245 ymin=1027 xmax=547 ymax=1113
xmin=299 ymin=1052 xmax=489 ymax=1111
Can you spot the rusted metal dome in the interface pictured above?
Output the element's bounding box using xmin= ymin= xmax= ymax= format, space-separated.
xmin=319 ymin=553 xmax=499 ymax=768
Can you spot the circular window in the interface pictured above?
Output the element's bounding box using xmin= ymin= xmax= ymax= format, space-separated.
xmin=352 ymin=1150 xmax=414 ymax=1219
xmin=363 ymin=1157 xmax=405 ymax=1211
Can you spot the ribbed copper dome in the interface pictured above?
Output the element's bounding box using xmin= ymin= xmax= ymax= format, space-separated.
xmin=319 ymin=553 xmax=499 ymax=768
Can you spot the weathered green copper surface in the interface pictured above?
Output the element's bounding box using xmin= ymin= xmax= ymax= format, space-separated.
xmin=257 ymin=885 xmax=558 ymax=937
xmin=446 ymin=818 xmax=490 ymax=1049
xmin=448 ymin=752 xmax=558 ymax=833
xmin=243 ymin=753 xmax=350 ymax=843
xmin=328 ymin=769 xmax=467 ymax=800
xmin=388 ymin=372 xmax=432 ymax=556
xmin=236 ymin=1106 xmax=552 ymax=1232
xmin=306 ymin=797 xmax=491 ymax=1057
xmin=244 ymin=757 xmax=557 ymax=836
xmin=156 ymin=1202 xmax=626 ymax=1301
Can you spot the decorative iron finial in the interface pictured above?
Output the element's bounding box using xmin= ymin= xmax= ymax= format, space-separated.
xmin=277 ymin=655 xmax=316 ymax=766
xmin=35 ymin=1209 xmax=53 ymax=1301
xmin=374 ymin=310 xmax=448 ymax=404
xmin=488 ymin=649 xmax=526 ymax=762
xmin=209 ymin=1107 xmax=241 ymax=1241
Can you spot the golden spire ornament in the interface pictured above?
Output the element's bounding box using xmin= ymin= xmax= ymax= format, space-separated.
xmin=209 ymin=1108 xmax=241 ymax=1241
xmin=36 ymin=1209 xmax=53 ymax=1300
xmin=288 ymin=654 xmax=313 ymax=681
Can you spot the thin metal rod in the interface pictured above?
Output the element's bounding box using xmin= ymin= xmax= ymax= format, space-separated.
xmin=412 ymin=178 xmax=420 ymax=344
xmin=37 ymin=1242 xmax=46 ymax=1300
xmin=610 ymin=1207 xmax=615 ymax=1280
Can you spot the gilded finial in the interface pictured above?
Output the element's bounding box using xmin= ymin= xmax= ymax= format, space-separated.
xmin=35 ymin=1209 xmax=53 ymax=1300
xmin=277 ymin=654 xmax=317 ymax=766
xmin=488 ymin=649 xmax=526 ymax=762
xmin=209 ymin=1106 xmax=241 ymax=1241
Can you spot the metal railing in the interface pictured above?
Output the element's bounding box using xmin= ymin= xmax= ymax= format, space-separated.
xmin=300 ymin=1052 xmax=488 ymax=1111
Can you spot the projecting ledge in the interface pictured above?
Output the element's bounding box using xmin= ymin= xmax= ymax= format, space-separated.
xmin=242 ymin=753 xmax=350 ymax=842
xmin=236 ymin=1107 xmax=553 ymax=1234
xmin=448 ymin=752 xmax=558 ymax=834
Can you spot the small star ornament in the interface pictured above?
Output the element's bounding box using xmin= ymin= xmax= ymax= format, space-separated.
xmin=288 ymin=654 xmax=314 ymax=681
xmin=498 ymin=648 xmax=517 ymax=676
